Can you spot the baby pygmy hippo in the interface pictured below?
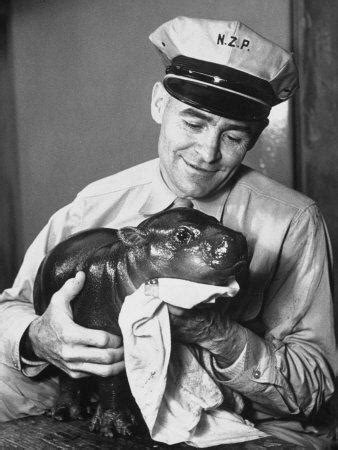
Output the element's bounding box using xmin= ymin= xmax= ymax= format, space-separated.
xmin=34 ymin=207 xmax=248 ymax=438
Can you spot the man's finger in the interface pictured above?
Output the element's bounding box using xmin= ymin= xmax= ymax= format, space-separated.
xmin=62 ymin=345 xmax=124 ymax=364
xmin=51 ymin=271 xmax=86 ymax=312
xmin=69 ymin=361 xmax=126 ymax=377
xmin=69 ymin=325 xmax=123 ymax=349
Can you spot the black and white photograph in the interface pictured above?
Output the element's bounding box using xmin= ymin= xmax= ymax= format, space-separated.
xmin=0 ymin=1 xmax=337 ymax=448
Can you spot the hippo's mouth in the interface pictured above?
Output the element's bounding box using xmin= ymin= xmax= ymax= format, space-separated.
xmin=225 ymin=260 xmax=247 ymax=273
xmin=206 ymin=259 xmax=248 ymax=297
xmin=213 ymin=259 xmax=247 ymax=280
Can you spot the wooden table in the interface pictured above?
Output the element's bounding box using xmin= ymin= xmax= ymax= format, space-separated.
xmin=0 ymin=415 xmax=302 ymax=449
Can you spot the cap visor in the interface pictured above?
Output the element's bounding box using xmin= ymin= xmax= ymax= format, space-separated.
xmin=164 ymin=77 xmax=270 ymax=121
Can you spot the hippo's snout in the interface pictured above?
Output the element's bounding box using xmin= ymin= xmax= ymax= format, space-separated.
xmin=201 ymin=229 xmax=248 ymax=273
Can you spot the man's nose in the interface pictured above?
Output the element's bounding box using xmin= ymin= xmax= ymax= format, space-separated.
xmin=196 ymin=131 xmax=221 ymax=163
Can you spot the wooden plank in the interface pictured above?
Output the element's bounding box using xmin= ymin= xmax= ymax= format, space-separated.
xmin=0 ymin=415 xmax=300 ymax=449
xmin=0 ymin=2 xmax=21 ymax=292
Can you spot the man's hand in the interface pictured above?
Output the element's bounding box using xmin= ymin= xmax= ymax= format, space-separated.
xmin=27 ymin=272 xmax=125 ymax=379
xmin=169 ymin=305 xmax=247 ymax=367
xmin=155 ymin=278 xmax=247 ymax=368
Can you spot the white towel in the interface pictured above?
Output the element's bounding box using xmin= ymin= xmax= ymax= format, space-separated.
xmin=118 ymin=284 xmax=266 ymax=447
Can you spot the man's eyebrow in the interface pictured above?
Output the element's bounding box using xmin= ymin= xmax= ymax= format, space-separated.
xmin=226 ymin=124 xmax=251 ymax=132
xmin=179 ymin=108 xmax=214 ymax=122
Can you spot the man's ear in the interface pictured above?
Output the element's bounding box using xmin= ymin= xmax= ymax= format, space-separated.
xmin=248 ymin=118 xmax=269 ymax=150
xmin=151 ymin=81 xmax=169 ymax=124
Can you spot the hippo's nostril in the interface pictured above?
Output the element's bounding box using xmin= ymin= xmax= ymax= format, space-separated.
xmin=201 ymin=238 xmax=232 ymax=268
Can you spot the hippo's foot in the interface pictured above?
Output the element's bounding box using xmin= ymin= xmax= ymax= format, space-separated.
xmin=47 ymin=375 xmax=95 ymax=421
xmin=48 ymin=390 xmax=95 ymax=421
xmin=89 ymin=403 xmax=145 ymax=438
xmin=49 ymin=398 xmax=94 ymax=421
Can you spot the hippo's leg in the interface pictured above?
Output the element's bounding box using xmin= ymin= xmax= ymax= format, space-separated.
xmin=50 ymin=373 xmax=94 ymax=421
xmin=90 ymin=373 xmax=147 ymax=438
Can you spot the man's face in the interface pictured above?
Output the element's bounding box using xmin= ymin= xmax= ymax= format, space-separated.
xmin=152 ymin=83 xmax=267 ymax=198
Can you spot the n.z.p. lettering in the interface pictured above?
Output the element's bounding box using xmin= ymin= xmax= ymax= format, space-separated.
xmin=217 ymin=34 xmax=250 ymax=50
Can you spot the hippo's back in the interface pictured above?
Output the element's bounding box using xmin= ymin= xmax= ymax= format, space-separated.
xmin=33 ymin=228 xmax=121 ymax=315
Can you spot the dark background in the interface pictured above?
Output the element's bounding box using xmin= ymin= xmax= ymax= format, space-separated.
xmin=0 ymin=0 xmax=337 ymax=368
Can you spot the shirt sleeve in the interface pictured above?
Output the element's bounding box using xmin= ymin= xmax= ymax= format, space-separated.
xmin=210 ymin=204 xmax=336 ymax=419
xmin=214 ymin=344 xmax=247 ymax=380
xmin=0 ymin=196 xmax=84 ymax=374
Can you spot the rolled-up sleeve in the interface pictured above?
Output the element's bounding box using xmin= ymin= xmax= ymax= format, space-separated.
xmin=0 ymin=197 xmax=84 ymax=373
xmin=210 ymin=204 xmax=336 ymax=419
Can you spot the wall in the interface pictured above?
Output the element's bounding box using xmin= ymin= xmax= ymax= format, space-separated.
xmin=293 ymin=0 xmax=338 ymax=344
xmin=9 ymin=0 xmax=292 ymax=255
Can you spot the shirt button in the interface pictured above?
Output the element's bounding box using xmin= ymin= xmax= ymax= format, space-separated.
xmin=253 ymin=369 xmax=261 ymax=379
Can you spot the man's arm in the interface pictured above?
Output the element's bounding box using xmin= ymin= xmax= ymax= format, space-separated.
xmin=0 ymin=202 xmax=79 ymax=373
xmin=0 ymin=198 xmax=124 ymax=378
xmin=170 ymin=204 xmax=336 ymax=418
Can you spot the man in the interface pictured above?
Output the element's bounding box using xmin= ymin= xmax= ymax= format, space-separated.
xmin=0 ymin=17 xmax=336 ymax=448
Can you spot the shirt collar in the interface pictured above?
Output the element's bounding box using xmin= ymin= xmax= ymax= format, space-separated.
xmin=138 ymin=159 xmax=232 ymax=221
xmin=138 ymin=160 xmax=176 ymax=216
xmin=193 ymin=190 xmax=230 ymax=221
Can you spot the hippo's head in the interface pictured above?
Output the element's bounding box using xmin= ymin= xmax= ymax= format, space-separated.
xmin=118 ymin=208 xmax=248 ymax=291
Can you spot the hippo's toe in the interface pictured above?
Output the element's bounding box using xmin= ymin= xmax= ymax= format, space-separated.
xmin=90 ymin=403 xmax=147 ymax=438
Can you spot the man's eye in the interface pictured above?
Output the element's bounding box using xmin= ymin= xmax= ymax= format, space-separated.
xmin=184 ymin=121 xmax=203 ymax=130
xmin=226 ymin=135 xmax=242 ymax=143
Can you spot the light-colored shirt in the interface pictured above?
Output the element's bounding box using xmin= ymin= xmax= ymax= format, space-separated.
xmin=0 ymin=158 xmax=335 ymax=423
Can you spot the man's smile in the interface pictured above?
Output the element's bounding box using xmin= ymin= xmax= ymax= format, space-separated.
xmin=180 ymin=156 xmax=220 ymax=173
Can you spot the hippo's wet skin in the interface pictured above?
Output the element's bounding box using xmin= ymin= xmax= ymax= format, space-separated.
xmin=33 ymin=207 xmax=248 ymax=438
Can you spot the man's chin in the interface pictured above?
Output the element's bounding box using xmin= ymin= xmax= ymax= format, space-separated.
xmin=175 ymin=171 xmax=237 ymax=198
xmin=162 ymin=165 xmax=235 ymax=198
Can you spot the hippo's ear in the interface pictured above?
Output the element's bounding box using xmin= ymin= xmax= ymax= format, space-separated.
xmin=118 ymin=227 xmax=148 ymax=248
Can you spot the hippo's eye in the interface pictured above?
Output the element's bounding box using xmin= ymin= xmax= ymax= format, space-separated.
xmin=174 ymin=227 xmax=194 ymax=244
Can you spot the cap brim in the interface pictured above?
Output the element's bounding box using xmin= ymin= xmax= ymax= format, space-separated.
xmin=164 ymin=77 xmax=270 ymax=121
